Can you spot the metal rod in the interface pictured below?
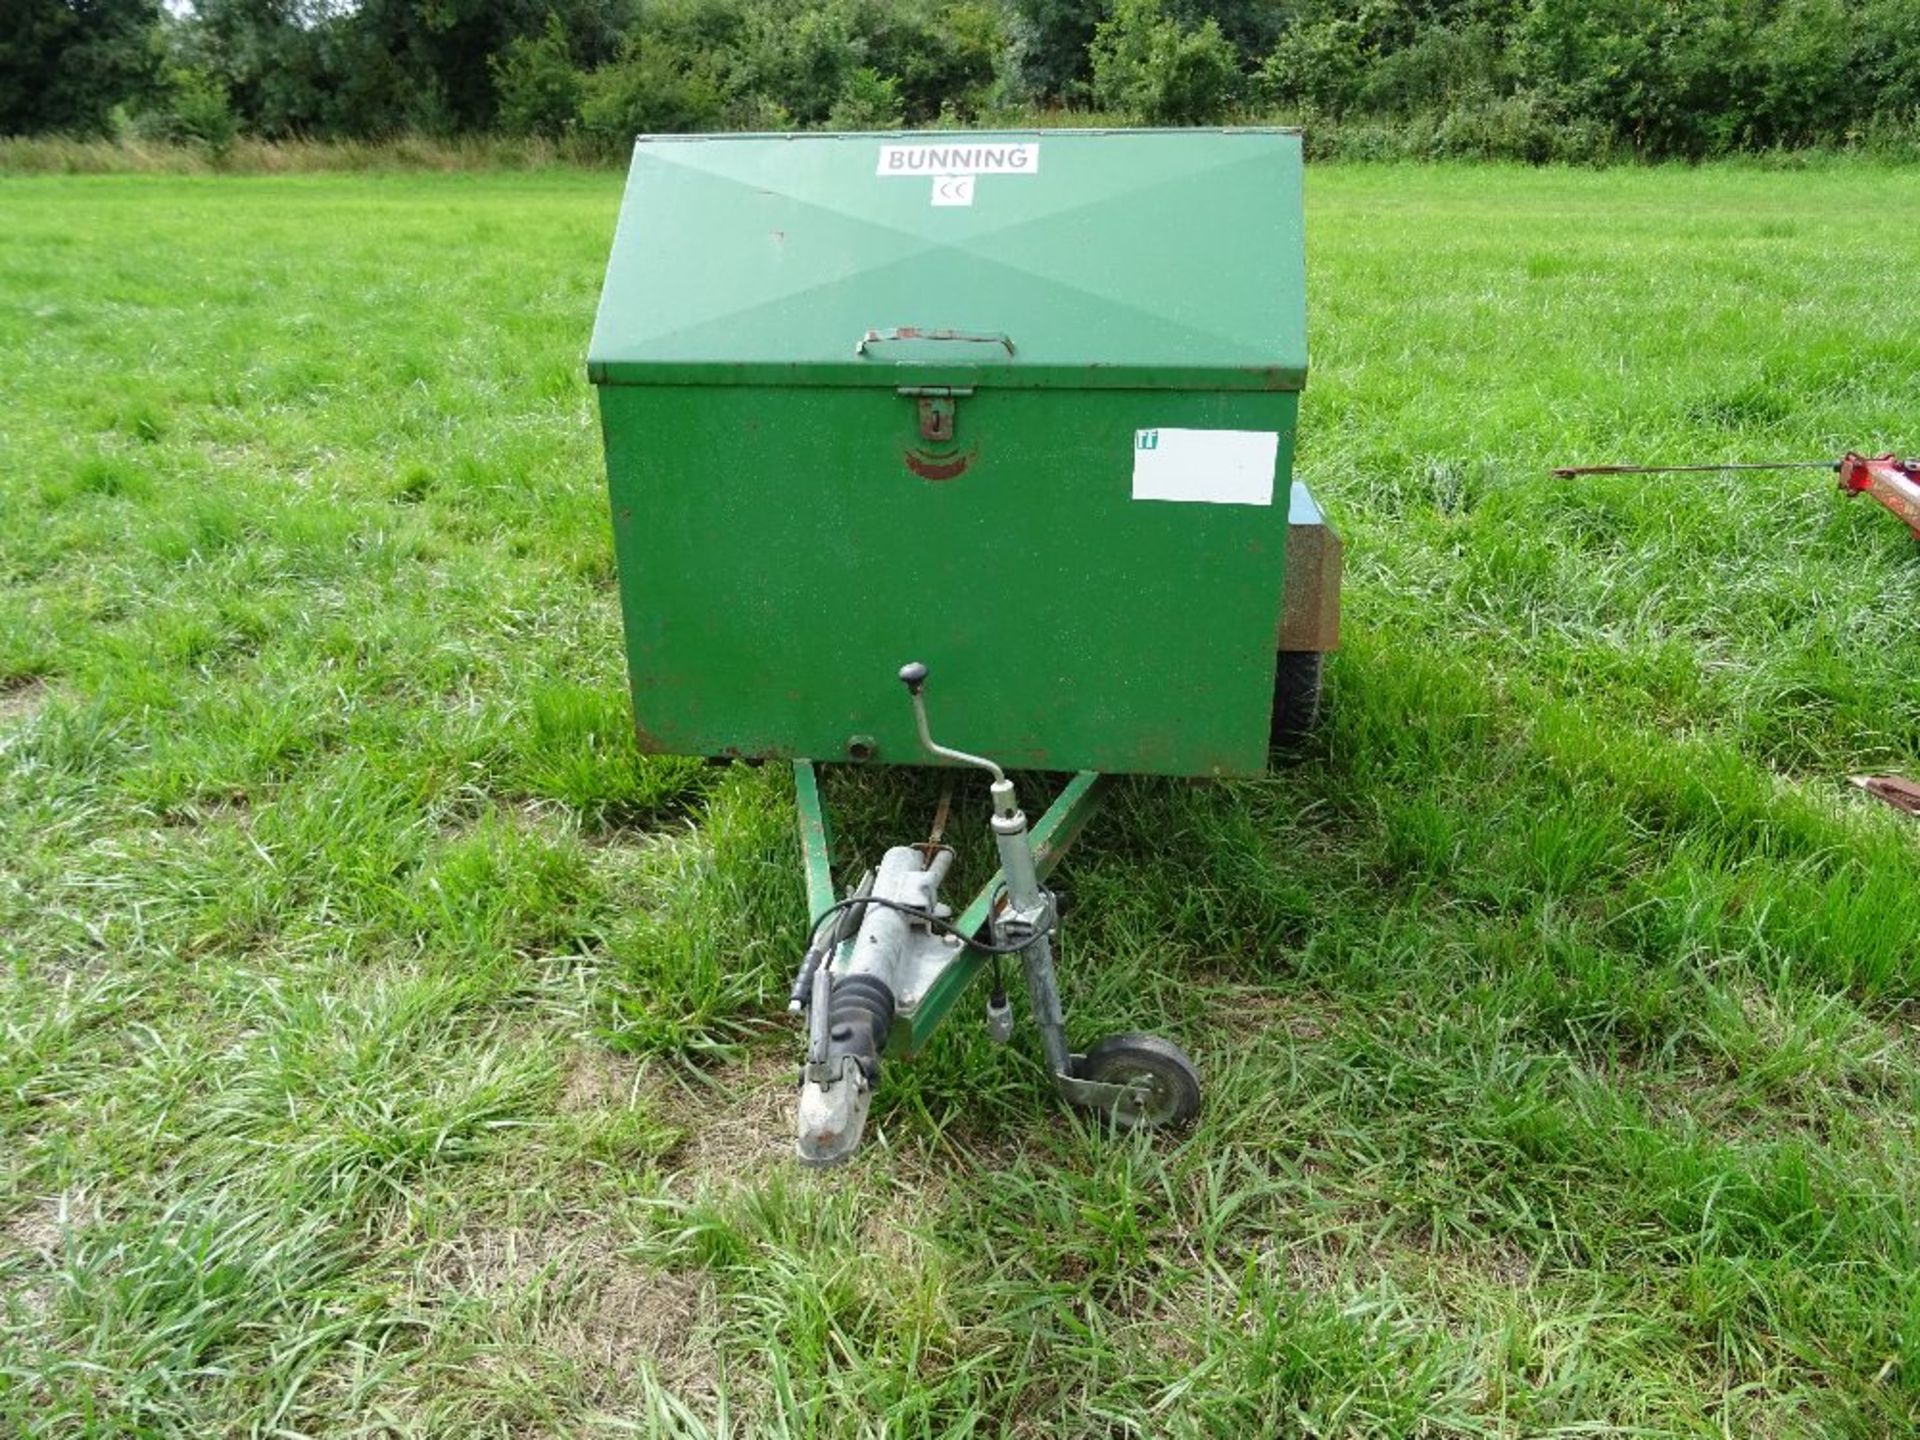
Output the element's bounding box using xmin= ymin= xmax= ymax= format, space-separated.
xmin=927 ymin=779 xmax=954 ymax=847
xmin=1550 ymin=461 xmax=1840 ymax=478
xmin=908 ymin=690 xmax=1004 ymax=784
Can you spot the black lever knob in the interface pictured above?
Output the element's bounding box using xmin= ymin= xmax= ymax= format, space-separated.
xmin=897 ymin=661 xmax=928 ymax=695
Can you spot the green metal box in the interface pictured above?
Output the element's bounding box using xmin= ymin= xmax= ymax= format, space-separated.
xmin=589 ymin=129 xmax=1307 ymax=778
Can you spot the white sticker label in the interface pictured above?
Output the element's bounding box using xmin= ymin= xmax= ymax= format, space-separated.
xmin=876 ymin=142 xmax=1039 ymax=177
xmin=1131 ymin=429 xmax=1279 ymax=507
xmin=930 ymin=175 xmax=975 ymax=207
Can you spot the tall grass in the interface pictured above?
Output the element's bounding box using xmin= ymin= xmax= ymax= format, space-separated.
xmin=8 ymin=112 xmax=1920 ymax=176
xmin=0 ymin=133 xmax=607 ymax=175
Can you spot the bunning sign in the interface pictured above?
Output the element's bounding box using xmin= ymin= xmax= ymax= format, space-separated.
xmin=876 ymin=140 xmax=1040 ymax=207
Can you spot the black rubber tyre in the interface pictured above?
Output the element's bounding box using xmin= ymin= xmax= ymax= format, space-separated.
xmin=1271 ymin=649 xmax=1325 ymax=745
xmin=1076 ymin=1032 xmax=1202 ymax=1129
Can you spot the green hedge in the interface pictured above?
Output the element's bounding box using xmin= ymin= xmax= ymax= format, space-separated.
xmin=8 ymin=0 xmax=1920 ymax=163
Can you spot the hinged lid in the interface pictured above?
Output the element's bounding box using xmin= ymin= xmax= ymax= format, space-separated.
xmin=588 ymin=128 xmax=1306 ymax=392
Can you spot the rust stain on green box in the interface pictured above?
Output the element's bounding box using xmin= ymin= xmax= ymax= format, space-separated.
xmin=590 ymin=129 xmax=1307 ymax=777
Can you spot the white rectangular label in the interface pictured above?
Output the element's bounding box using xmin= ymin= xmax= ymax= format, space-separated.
xmin=1131 ymin=428 xmax=1278 ymax=506
xmin=876 ymin=142 xmax=1039 ymax=177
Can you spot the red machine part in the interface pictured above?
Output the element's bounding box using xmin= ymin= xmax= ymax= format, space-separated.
xmin=1836 ymin=453 xmax=1920 ymax=540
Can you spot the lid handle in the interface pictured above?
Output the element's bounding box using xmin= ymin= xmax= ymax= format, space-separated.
xmin=855 ymin=328 xmax=1015 ymax=359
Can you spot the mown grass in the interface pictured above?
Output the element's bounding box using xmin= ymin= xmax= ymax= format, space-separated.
xmin=2 ymin=162 xmax=1919 ymax=1436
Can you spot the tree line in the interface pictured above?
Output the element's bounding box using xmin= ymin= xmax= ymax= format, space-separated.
xmin=5 ymin=0 xmax=1919 ymax=162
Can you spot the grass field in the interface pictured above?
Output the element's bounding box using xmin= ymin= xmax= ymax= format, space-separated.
xmin=3 ymin=162 xmax=1920 ymax=1437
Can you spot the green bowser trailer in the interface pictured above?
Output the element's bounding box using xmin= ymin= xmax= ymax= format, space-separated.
xmin=589 ymin=129 xmax=1339 ymax=1164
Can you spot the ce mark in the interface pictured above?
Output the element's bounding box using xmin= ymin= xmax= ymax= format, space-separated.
xmin=930 ymin=175 xmax=976 ymax=207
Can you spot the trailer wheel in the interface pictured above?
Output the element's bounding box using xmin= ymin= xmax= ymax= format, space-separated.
xmin=1271 ymin=649 xmax=1325 ymax=744
xmin=1076 ymin=1033 xmax=1202 ymax=1129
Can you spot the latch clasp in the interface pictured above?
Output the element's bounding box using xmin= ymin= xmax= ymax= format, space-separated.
xmin=919 ymin=395 xmax=954 ymax=442
xmin=896 ymin=386 xmax=974 ymax=444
